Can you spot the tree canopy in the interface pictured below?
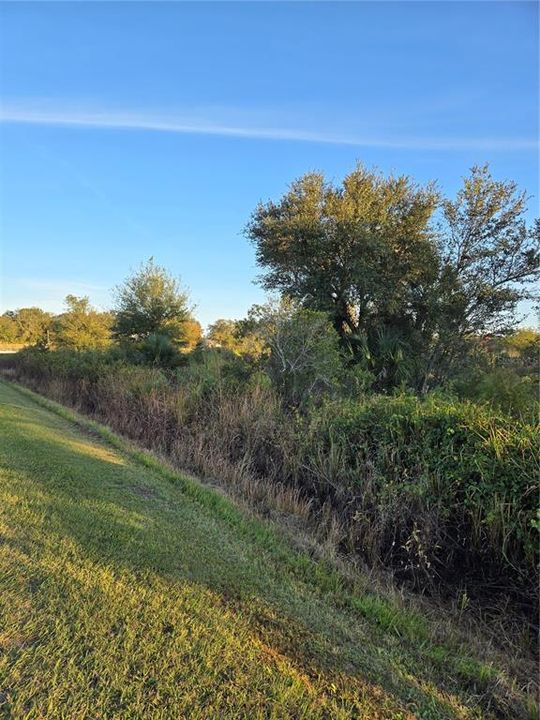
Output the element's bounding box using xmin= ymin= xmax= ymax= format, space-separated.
xmin=0 ymin=308 xmax=53 ymax=347
xmin=246 ymin=165 xmax=439 ymax=338
xmin=247 ymin=163 xmax=539 ymax=390
xmin=54 ymin=295 xmax=113 ymax=350
xmin=113 ymin=258 xmax=191 ymax=345
xmin=206 ymin=319 xmax=239 ymax=351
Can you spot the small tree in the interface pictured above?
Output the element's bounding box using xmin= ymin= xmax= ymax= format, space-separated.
xmin=113 ymin=259 xmax=191 ymax=346
xmin=55 ymin=295 xmax=112 ymax=350
xmin=249 ymin=299 xmax=344 ymax=405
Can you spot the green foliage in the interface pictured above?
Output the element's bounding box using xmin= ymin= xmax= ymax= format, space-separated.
xmin=306 ymin=394 xmax=538 ymax=587
xmin=113 ymin=258 xmax=191 ymax=345
xmin=175 ymin=346 xmax=252 ymax=399
xmin=439 ymin=166 xmax=538 ymax=337
xmin=17 ymin=307 xmax=54 ymax=345
xmin=3 ymin=379 xmax=531 ymax=720
xmin=248 ymin=299 xmax=346 ymax=405
xmin=350 ymin=326 xmax=417 ymax=391
xmin=0 ymin=307 xmax=53 ymax=347
xmin=139 ymin=332 xmax=181 ymax=366
xmin=0 ymin=313 xmax=18 ymax=343
xmin=206 ymin=318 xmax=239 ymax=350
xmin=207 ymin=316 xmax=267 ymax=359
xmin=446 ymin=328 xmax=539 ymax=421
xmin=499 ymin=327 xmax=539 ymax=369
xmin=6 ymin=347 xmax=538 ymax=610
xmin=54 ymin=295 xmax=113 ymax=350
xmin=246 ymin=164 xmax=439 ymax=345
xmin=247 ymin=163 xmax=539 ymax=391
xmin=418 ymin=166 xmax=540 ymax=390
xmin=180 ymin=317 xmax=203 ymax=350
xmin=455 ymin=367 xmax=538 ymax=421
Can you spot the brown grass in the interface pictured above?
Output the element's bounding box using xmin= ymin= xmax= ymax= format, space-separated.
xmin=1 ymin=353 xmax=537 ymax=688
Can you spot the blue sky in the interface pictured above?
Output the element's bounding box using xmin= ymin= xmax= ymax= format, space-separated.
xmin=0 ymin=1 xmax=538 ymax=327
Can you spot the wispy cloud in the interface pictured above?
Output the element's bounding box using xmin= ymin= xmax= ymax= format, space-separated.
xmin=0 ymin=102 xmax=537 ymax=152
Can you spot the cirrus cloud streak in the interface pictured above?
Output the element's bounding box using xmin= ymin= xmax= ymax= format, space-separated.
xmin=0 ymin=102 xmax=537 ymax=152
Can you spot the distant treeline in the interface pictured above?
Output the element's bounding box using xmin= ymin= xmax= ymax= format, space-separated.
xmin=0 ymin=290 xmax=202 ymax=352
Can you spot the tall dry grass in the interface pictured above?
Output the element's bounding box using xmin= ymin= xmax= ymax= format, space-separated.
xmin=2 ymin=349 xmax=538 ymax=625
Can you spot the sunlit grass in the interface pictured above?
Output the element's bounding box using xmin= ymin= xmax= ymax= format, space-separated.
xmin=0 ymin=381 xmax=533 ymax=718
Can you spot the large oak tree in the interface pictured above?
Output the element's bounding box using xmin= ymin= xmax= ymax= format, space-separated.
xmin=247 ymin=164 xmax=539 ymax=390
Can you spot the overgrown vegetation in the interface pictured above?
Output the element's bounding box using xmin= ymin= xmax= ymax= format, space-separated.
xmin=1 ymin=163 xmax=538 ymax=641
xmin=2 ymin=380 xmax=537 ymax=719
xmin=247 ymin=164 xmax=539 ymax=393
xmin=3 ymin=340 xmax=537 ymax=622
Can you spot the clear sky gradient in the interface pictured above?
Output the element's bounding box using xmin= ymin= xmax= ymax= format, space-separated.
xmin=1 ymin=1 xmax=538 ymax=327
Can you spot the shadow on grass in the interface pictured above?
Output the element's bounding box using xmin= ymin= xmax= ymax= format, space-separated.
xmin=0 ymin=394 xmax=497 ymax=719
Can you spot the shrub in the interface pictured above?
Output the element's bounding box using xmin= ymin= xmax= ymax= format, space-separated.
xmin=242 ymin=300 xmax=348 ymax=406
xmin=455 ymin=367 xmax=538 ymax=422
xmin=139 ymin=333 xmax=182 ymax=367
xmin=3 ymin=348 xmax=538 ymax=614
xmin=303 ymin=394 xmax=538 ymax=594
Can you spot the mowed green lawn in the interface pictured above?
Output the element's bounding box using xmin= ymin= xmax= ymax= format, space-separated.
xmin=0 ymin=380 xmax=529 ymax=719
